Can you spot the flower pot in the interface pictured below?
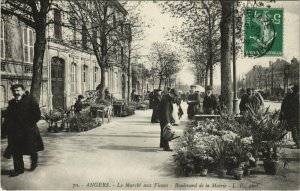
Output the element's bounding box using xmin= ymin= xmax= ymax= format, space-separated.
xmin=263 ymin=160 xmax=278 ymax=175
xmin=226 ymin=168 xmax=234 ymax=176
xmin=200 ymin=169 xmax=208 ymax=176
xmin=183 ymin=165 xmax=194 ymax=177
xmin=217 ymin=169 xmax=227 ymax=178
xmin=243 ymin=168 xmax=251 ymax=176
xmin=233 ymin=168 xmax=244 ymax=180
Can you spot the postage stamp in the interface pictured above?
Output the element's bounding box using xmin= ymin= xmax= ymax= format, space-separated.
xmin=244 ymin=8 xmax=283 ymax=57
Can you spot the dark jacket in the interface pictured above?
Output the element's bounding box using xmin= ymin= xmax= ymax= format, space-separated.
xmin=280 ymin=92 xmax=299 ymax=121
xmin=239 ymin=93 xmax=250 ymax=113
xmin=74 ymin=100 xmax=83 ymax=113
xmin=203 ymin=94 xmax=219 ymax=114
xmin=158 ymin=94 xmax=173 ymax=127
xmin=187 ymin=92 xmax=202 ymax=115
xmin=3 ymin=95 xmax=44 ymax=155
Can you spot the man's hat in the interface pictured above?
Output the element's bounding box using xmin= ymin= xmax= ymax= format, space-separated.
xmin=206 ymin=86 xmax=213 ymax=90
xmin=292 ymin=84 xmax=299 ymax=92
xmin=78 ymin=95 xmax=84 ymax=99
xmin=170 ymin=88 xmax=179 ymax=96
xmin=190 ymin=85 xmax=196 ymax=88
xmin=157 ymin=89 xmax=162 ymax=92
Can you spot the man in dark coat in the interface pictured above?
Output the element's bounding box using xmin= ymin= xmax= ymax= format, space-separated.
xmin=2 ymin=84 xmax=44 ymax=177
xmin=187 ymin=85 xmax=201 ymax=119
xmin=151 ymin=89 xmax=162 ymax=123
xmin=280 ymin=85 xmax=299 ymax=148
xmin=239 ymin=88 xmax=252 ymax=114
xmin=203 ymin=86 xmax=220 ymax=114
xmin=158 ymin=88 xmax=179 ymax=151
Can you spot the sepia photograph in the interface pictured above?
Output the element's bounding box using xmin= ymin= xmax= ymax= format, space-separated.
xmin=0 ymin=0 xmax=299 ymax=190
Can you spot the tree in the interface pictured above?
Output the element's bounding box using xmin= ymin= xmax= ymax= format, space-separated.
xmin=148 ymin=42 xmax=181 ymax=89
xmin=66 ymin=0 xmax=132 ymax=99
xmin=162 ymin=0 xmax=221 ymax=87
xmin=2 ymin=0 xmax=54 ymax=102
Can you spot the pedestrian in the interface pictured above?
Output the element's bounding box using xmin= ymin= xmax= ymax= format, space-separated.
xmin=151 ymin=89 xmax=162 ymax=123
xmin=2 ymin=84 xmax=44 ymax=177
xmin=203 ymin=86 xmax=220 ymax=114
xmin=74 ymin=95 xmax=84 ymax=131
xmin=158 ymin=88 xmax=179 ymax=151
xmin=239 ymin=88 xmax=252 ymax=115
xmin=131 ymin=89 xmax=136 ymax=102
xmin=148 ymin=90 xmax=155 ymax=109
xmin=187 ymin=85 xmax=201 ymax=119
xmin=280 ymin=84 xmax=299 ymax=149
xmin=104 ymin=89 xmax=111 ymax=100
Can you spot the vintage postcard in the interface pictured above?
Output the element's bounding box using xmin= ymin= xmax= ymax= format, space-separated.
xmin=1 ymin=0 xmax=299 ymax=190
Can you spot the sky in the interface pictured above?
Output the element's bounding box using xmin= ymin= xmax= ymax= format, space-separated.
xmin=128 ymin=1 xmax=300 ymax=86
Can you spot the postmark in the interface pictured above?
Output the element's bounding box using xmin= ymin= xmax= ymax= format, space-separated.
xmin=244 ymin=8 xmax=283 ymax=57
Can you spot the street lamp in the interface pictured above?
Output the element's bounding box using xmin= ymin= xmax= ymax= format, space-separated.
xmin=232 ymin=1 xmax=238 ymax=114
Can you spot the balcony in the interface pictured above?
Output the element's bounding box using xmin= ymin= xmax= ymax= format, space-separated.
xmin=1 ymin=60 xmax=48 ymax=80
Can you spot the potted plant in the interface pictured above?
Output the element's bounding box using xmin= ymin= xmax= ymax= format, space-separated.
xmin=173 ymin=148 xmax=194 ymax=177
xmin=211 ymin=140 xmax=230 ymax=178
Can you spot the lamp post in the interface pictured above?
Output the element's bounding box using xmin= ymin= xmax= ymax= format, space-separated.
xmin=232 ymin=1 xmax=238 ymax=114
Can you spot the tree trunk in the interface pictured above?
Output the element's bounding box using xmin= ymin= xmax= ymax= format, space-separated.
xmin=127 ymin=45 xmax=132 ymax=102
xmin=30 ymin=27 xmax=46 ymax=103
xmin=158 ymin=77 xmax=162 ymax=90
xmin=97 ymin=67 xmax=106 ymax=99
xmin=220 ymin=0 xmax=233 ymax=112
xmin=205 ymin=65 xmax=209 ymax=89
xmin=210 ymin=62 xmax=213 ymax=86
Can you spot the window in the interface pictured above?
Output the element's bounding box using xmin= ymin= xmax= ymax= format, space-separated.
xmin=23 ymin=27 xmax=34 ymax=63
xmin=0 ymin=85 xmax=6 ymax=107
xmin=94 ymin=67 xmax=98 ymax=83
xmin=1 ymin=19 xmax=5 ymax=59
xmin=54 ymin=9 xmax=62 ymax=39
xmin=24 ymin=65 xmax=33 ymax=74
xmin=83 ymin=65 xmax=88 ymax=83
xmin=1 ymin=62 xmax=6 ymax=72
xmin=71 ymin=63 xmax=77 ymax=92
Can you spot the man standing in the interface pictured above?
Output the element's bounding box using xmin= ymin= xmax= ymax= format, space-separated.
xmin=2 ymin=84 xmax=44 ymax=177
xmin=158 ymin=88 xmax=179 ymax=151
xmin=280 ymin=85 xmax=299 ymax=149
xmin=151 ymin=89 xmax=162 ymax=123
xmin=239 ymin=88 xmax=252 ymax=114
xmin=203 ymin=86 xmax=219 ymax=114
xmin=187 ymin=85 xmax=201 ymax=119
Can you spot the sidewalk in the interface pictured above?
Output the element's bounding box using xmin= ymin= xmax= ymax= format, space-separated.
xmin=1 ymin=107 xmax=187 ymax=190
xmin=1 ymin=103 xmax=299 ymax=190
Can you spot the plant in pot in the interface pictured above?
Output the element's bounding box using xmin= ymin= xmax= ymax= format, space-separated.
xmin=229 ymin=137 xmax=253 ymax=180
xmin=260 ymin=110 xmax=287 ymax=175
xmin=173 ymin=148 xmax=194 ymax=177
xmin=211 ymin=139 xmax=230 ymax=178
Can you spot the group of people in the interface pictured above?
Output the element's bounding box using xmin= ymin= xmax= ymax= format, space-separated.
xmin=186 ymin=85 xmax=220 ymax=119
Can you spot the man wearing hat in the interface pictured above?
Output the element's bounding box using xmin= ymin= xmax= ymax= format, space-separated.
xmin=151 ymin=89 xmax=162 ymax=123
xmin=73 ymin=95 xmax=84 ymax=131
xmin=187 ymin=85 xmax=201 ymax=119
xmin=280 ymin=84 xmax=299 ymax=148
xmin=239 ymin=88 xmax=253 ymax=114
xmin=203 ymin=86 xmax=219 ymax=114
xmin=158 ymin=88 xmax=179 ymax=151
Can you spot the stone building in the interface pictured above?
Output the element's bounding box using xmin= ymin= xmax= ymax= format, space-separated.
xmin=1 ymin=1 xmax=131 ymax=111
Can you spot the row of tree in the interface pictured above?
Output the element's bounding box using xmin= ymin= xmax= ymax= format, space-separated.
xmin=160 ymin=0 xmax=268 ymax=112
xmin=2 ymin=0 xmax=145 ymax=101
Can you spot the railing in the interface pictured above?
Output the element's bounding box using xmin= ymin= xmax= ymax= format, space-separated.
xmin=1 ymin=60 xmax=48 ymax=79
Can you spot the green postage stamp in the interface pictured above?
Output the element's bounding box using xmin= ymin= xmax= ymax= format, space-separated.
xmin=244 ymin=8 xmax=283 ymax=57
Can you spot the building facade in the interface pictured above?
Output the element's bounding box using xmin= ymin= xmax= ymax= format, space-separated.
xmin=1 ymin=1 xmax=131 ymax=111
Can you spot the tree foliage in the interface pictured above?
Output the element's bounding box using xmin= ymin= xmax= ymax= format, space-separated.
xmin=148 ymin=42 xmax=182 ymax=89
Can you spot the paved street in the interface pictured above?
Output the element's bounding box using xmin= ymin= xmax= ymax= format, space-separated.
xmin=1 ymin=102 xmax=299 ymax=190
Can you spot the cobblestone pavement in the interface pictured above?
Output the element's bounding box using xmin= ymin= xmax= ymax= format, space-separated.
xmin=1 ymin=102 xmax=299 ymax=190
